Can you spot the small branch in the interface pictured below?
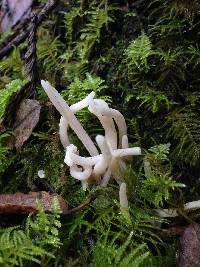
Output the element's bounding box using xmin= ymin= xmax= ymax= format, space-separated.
xmin=156 ymin=200 xmax=200 ymax=218
xmin=24 ymin=14 xmax=39 ymax=98
xmin=63 ymin=193 xmax=97 ymax=216
xmin=0 ymin=191 xmax=97 ymax=216
xmin=0 ymin=192 xmax=68 ymax=214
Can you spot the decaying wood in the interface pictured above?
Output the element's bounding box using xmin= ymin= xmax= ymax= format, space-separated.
xmin=0 ymin=191 xmax=68 ymax=214
xmin=0 ymin=191 xmax=96 ymax=215
xmin=178 ymin=223 xmax=200 ymax=267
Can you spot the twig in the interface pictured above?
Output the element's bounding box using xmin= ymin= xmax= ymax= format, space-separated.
xmin=24 ymin=14 xmax=39 ymax=97
xmin=0 ymin=191 xmax=96 ymax=216
xmin=156 ymin=200 xmax=200 ymax=218
xmin=63 ymin=193 xmax=97 ymax=216
xmin=0 ymin=191 xmax=68 ymax=214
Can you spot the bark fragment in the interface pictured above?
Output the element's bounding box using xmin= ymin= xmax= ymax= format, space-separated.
xmin=0 ymin=191 xmax=68 ymax=214
xmin=178 ymin=223 xmax=200 ymax=267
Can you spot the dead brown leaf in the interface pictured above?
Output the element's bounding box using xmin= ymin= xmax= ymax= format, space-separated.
xmin=178 ymin=223 xmax=200 ymax=267
xmin=8 ymin=99 xmax=41 ymax=148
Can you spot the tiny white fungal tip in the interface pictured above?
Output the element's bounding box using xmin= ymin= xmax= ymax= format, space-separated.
xmin=41 ymin=80 xmax=46 ymax=87
xmin=144 ymin=159 xmax=151 ymax=177
xmin=82 ymin=180 xmax=88 ymax=191
xmin=119 ymin=182 xmax=128 ymax=209
xmin=95 ymin=135 xmax=104 ymax=144
xmin=38 ymin=170 xmax=45 ymax=179
xmin=89 ymin=91 xmax=95 ymax=99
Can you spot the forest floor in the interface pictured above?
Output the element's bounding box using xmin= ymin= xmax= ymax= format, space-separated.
xmin=0 ymin=0 xmax=200 ymax=266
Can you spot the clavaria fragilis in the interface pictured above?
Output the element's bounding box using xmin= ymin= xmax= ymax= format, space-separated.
xmin=119 ymin=182 xmax=131 ymax=221
xmin=41 ymin=80 xmax=98 ymax=156
xmin=156 ymin=200 xmax=200 ymax=218
xmin=41 ymin=80 xmax=141 ymax=208
xmin=119 ymin=182 xmax=128 ymax=209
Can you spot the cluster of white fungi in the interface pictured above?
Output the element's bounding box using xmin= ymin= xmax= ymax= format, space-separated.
xmin=41 ymin=80 xmax=200 ymax=216
xmin=41 ymin=80 xmax=141 ymax=210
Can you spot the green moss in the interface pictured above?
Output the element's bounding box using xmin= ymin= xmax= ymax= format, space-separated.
xmin=0 ymin=79 xmax=27 ymax=119
xmin=1 ymin=0 xmax=200 ymax=265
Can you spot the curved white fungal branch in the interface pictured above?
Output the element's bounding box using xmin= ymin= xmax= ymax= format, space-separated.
xmin=99 ymin=108 xmax=127 ymax=148
xmin=41 ymin=80 xmax=98 ymax=156
xmin=88 ymin=99 xmax=118 ymax=149
xmin=100 ymin=167 xmax=112 ymax=187
xmin=92 ymin=135 xmax=111 ymax=177
xmin=59 ymin=92 xmax=95 ymax=148
xmin=41 ymin=80 xmax=141 ymax=204
xmin=156 ymin=200 xmax=200 ymax=218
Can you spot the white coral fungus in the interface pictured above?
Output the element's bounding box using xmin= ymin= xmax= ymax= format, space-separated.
xmin=41 ymin=80 xmax=141 ymax=206
xmin=119 ymin=183 xmax=128 ymax=209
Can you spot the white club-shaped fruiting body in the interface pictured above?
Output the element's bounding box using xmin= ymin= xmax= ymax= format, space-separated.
xmin=41 ymin=80 xmax=142 ymax=206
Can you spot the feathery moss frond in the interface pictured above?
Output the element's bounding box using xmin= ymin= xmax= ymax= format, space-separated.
xmin=0 ymin=132 xmax=13 ymax=175
xmin=137 ymin=88 xmax=175 ymax=113
xmin=0 ymin=48 xmax=24 ymax=79
xmin=125 ymin=33 xmax=153 ymax=74
xmin=167 ymin=109 xmax=200 ymax=165
xmin=0 ymin=199 xmax=61 ymax=266
xmin=62 ymin=73 xmax=108 ymax=103
xmin=89 ymin=231 xmax=150 ymax=267
xmin=37 ymin=28 xmax=63 ymax=76
xmin=0 ymin=79 xmax=27 ymax=119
